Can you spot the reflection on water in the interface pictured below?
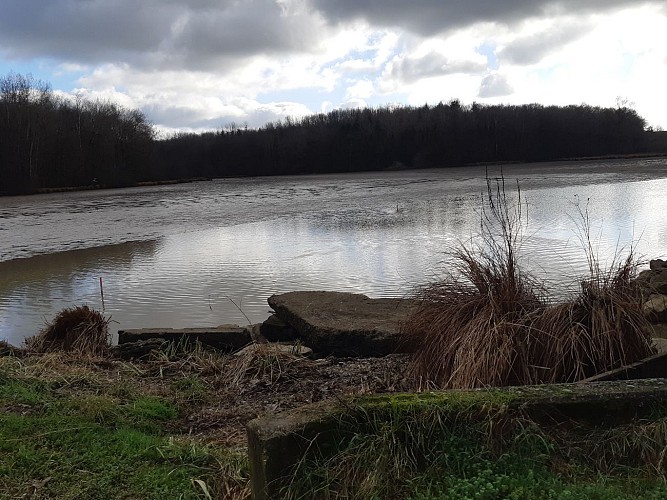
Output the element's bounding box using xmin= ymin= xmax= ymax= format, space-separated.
xmin=1 ymin=159 xmax=667 ymax=346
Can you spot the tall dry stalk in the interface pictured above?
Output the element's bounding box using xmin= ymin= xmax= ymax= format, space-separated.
xmin=403 ymin=174 xmax=654 ymax=389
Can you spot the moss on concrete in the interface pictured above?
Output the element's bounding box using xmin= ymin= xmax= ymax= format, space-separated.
xmin=247 ymin=379 xmax=667 ymax=499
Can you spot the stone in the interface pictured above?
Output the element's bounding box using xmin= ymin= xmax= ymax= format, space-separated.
xmin=267 ymin=291 xmax=418 ymax=357
xmin=643 ymin=295 xmax=667 ymax=324
xmin=113 ymin=338 xmax=166 ymax=360
xmin=636 ymin=268 xmax=667 ymax=297
xmin=259 ymin=314 xmax=296 ymax=342
xmin=653 ymin=337 xmax=667 ymax=354
xmin=649 ymin=323 xmax=667 ymax=339
xmin=246 ymin=324 xmax=264 ymax=342
xmin=635 ymin=269 xmax=667 ymax=296
xmin=648 ymin=269 xmax=667 ymax=295
xmin=117 ymin=326 xmax=251 ymax=352
xmin=650 ymin=259 xmax=667 ymax=270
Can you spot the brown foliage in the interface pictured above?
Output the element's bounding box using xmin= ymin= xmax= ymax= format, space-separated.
xmin=25 ymin=305 xmax=111 ymax=356
xmin=403 ymin=177 xmax=654 ymax=389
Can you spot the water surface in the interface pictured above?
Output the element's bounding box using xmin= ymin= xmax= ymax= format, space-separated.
xmin=1 ymin=158 xmax=666 ymax=346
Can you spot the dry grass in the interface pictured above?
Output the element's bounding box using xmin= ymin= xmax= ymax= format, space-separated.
xmin=222 ymin=342 xmax=314 ymax=387
xmin=525 ymin=254 xmax=654 ymax=384
xmin=147 ymin=338 xmax=228 ymax=376
xmin=403 ymin=175 xmax=654 ymax=389
xmin=25 ymin=305 xmax=111 ymax=357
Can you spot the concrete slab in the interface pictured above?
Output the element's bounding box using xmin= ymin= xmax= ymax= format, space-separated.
xmin=246 ymin=379 xmax=667 ymax=500
xmin=267 ymin=291 xmax=418 ymax=357
xmin=117 ymin=326 xmax=251 ymax=352
xmin=654 ymin=337 xmax=667 ymax=353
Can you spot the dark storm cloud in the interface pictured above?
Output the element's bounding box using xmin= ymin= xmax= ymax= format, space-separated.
xmin=167 ymin=1 xmax=317 ymax=68
xmin=391 ymin=51 xmax=486 ymax=82
xmin=310 ymin=0 xmax=654 ymax=34
xmin=0 ymin=0 xmax=179 ymax=61
xmin=0 ymin=0 xmax=319 ymax=68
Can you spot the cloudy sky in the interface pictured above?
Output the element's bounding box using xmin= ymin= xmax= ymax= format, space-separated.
xmin=1 ymin=0 xmax=665 ymax=135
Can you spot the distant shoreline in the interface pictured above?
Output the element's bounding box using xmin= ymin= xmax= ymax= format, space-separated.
xmin=30 ymin=177 xmax=212 ymax=195
xmin=4 ymin=153 xmax=666 ymax=198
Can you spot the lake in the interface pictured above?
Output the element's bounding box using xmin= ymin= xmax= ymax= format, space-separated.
xmin=1 ymin=158 xmax=667 ymax=346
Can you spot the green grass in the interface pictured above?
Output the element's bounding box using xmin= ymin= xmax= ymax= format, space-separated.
xmin=282 ymin=397 xmax=667 ymax=499
xmin=0 ymin=365 xmax=243 ymax=499
xmin=408 ymin=453 xmax=667 ymax=500
xmin=3 ymin=351 xmax=666 ymax=499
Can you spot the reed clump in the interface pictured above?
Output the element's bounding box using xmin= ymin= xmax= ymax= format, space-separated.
xmin=25 ymin=305 xmax=111 ymax=356
xmin=403 ymin=176 xmax=654 ymax=389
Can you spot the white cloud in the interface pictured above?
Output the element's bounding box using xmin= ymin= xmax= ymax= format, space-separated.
xmin=1 ymin=0 xmax=665 ymax=130
xmin=484 ymin=4 xmax=667 ymax=128
xmin=478 ymin=73 xmax=513 ymax=98
xmin=341 ymin=97 xmax=367 ymax=109
xmin=345 ymin=80 xmax=375 ymax=100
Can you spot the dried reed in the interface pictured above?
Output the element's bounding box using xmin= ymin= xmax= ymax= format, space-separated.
xmin=25 ymin=305 xmax=111 ymax=357
xmin=403 ymin=175 xmax=654 ymax=389
xmin=222 ymin=343 xmax=312 ymax=387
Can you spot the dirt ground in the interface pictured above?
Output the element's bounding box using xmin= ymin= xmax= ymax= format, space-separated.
xmin=172 ymin=350 xmax=413 ymax=447
xmin=2 ymin=344 xmax=413 ymax=449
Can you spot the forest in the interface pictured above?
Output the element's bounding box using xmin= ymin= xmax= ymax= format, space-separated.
xmin=0 ymin=72 xmax=663 ymax=195
xmin=0 ymin=73 xmax=154 ymax=195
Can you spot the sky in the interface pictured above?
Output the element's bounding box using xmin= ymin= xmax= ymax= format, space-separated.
xmin=1 ymin=0 xmax=666 ymax=136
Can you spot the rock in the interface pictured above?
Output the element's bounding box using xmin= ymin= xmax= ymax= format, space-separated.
xmin=246 ymin=324 xmax=264 ymax=342
xmin=650 ymin=259 xmax=667 ymax=270
xmin=647 ymin=269 xmax=667 ymax=295
xmin=117 ymin=326 xmax=251 ymax=352
xmin=643 ymin=295 xmax=667 ymax=324
xmin=113 ymin=338 xmax=166 ymax=360
xmin=259 ymin=314 xmax=296 ymax=342
xmin=653 ymin=338 xmax=667 ymax=354
xmin=635 ymin=268 xmax=667 ymax=296
xmin=648 ymin=323 xmax=667 ymax=339
xmin=234 ymin=342 xmax=313 ymax=358
xmin=267 ymin=291 xmax=418 ymax=357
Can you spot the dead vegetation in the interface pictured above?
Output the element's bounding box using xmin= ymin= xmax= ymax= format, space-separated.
xmin=403 ymin=175 xmax=655 ymax=389
xmin=24 ymin=305 xmax=111 ymax=356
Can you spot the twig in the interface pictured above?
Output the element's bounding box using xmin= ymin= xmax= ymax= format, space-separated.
xmin=224 ymin=295 xmax=252 ymax=325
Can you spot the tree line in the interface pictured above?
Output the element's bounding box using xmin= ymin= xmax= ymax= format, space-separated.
xmin=0 ymin=72 xmax=659 ymax=195
xmin=0 ymin=73 xmax=154 ymax=195
xmin=156 ymin=100 xmax=650 ymax=179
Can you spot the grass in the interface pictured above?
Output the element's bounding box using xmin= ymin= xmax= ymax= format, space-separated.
xmin=2 ymin=336 xmax=665 ymax=499
xmin=0 ymin=353 xmax=250 ymax=499
xmin=281 ymin=396 xmax=667 ymax=500
xmin=402 ymin=175 xmax=654 ymax=389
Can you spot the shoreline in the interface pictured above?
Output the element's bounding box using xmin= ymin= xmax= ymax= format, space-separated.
xmin=3 ymin=153 xmax=666 ymax=198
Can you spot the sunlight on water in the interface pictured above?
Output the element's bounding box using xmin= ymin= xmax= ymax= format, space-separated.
xmin=1 ymin=159 xmax=666 ymax=346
